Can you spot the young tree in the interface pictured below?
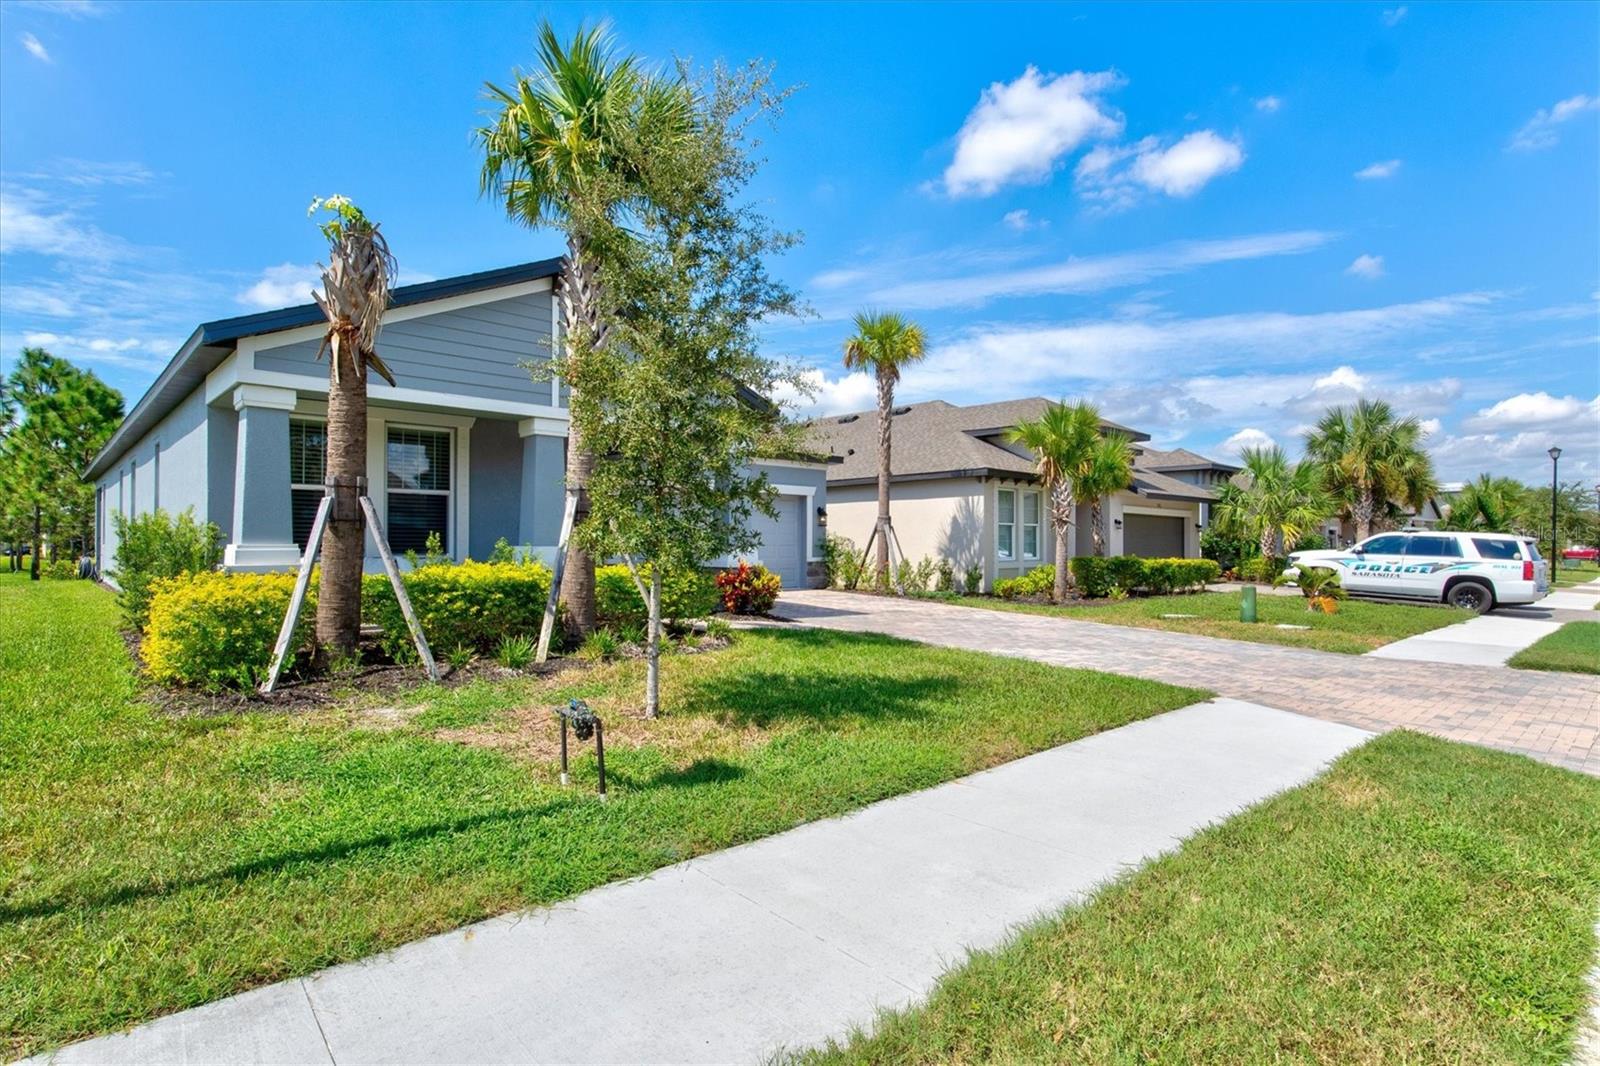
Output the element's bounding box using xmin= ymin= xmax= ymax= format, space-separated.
xmin=478 ymin=21 xmax=692 ymax=639
xmin=307 ymin=197 xmax=398 ymax=660
xmin=1212 ymin=445 xmax=1330 ymax=561
xmin=841 ymin=312 xmax=926 ymax=581
xmin=0 ymin=348 xmax=123 ymax=578
xmin=1440 ymin=473 xmax=1529 ymax=532
xmin=1081 ymin=432 xmax=1135 ymax=556
xmin=564 ymin=60 xmax=802 ymax=716
xmin=1304 ymin=399 xmax=1437 ymax=541
xmin=1005 ymin=400 xmax=1104 ymax=601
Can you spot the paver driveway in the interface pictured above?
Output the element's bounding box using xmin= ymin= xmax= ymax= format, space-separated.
xmin=776 ymin=590 xmax=1600 ymax=776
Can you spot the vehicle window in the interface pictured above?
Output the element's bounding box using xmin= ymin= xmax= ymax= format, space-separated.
xmin=1403 ymin=535 xmax=1461 ymax=558
xmin=1522 ymin=540 xmax=1543 ymax=561
xmin=1471 ymin=537 xmax=1522 ymax=561
xmin=1359 ymin=535 xmax=1409 ymax=554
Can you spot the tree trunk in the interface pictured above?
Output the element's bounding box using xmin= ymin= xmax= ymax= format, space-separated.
xmin=1258 ymin=526 xmax=1277 ymax=563
xmin=874 ymin=369 xmax=893 ymax=581
xmin=30 ymin=504 xmax=41 ymax=581
xmin=644 ymin=567 xmax=662 ymax=718
xmin=1352 ymin=488 xmax=1375 ymax=542
xmin=1090 ymin=499 xmax=1105 ymax=556
xmin=1052 ymin=483 xmax=1075 ymax=601
xmin=555 ymin=232 xmax=601 ymax=639
xmin=314 ymin=339 xmax=367 ymax=662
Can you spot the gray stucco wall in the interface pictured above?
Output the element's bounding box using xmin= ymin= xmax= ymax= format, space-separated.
xmin=467 ymin=419 xmax=523 ymax=559
xmin=519 ymin=434 xmax=567 ymax=550
xmin=97 ymin=385 xmax=216 ymax=571
xmin=255 ymin=291 xmax=557 ymax=406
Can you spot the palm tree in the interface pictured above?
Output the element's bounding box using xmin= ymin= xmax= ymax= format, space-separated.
xmin=307 ymin=196 xmax=398 ymax=661
xmin=1005 ymin=400 xmax=1104 ymax=601
xmin=841 ymin=311 xmax=926 ymax=581
xmin=477 ymin=21 xmax=690 ymax=637
xmin=1212 ymin=445 xmax=1330 ymax=562
xmin=1081 ymin=432 xmax=1134 ymax=556
xmin=1441 ymin=473 xmax=1529 ymax=532
xmin=1304 ymin=399 xmax=1438 ymax=541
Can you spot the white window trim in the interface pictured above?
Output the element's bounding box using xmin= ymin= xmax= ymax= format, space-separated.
xmin=996 ymin=487 xmax=1016 ymax=562
xmin=1021 ymin=489 xmax=1042 ymax=561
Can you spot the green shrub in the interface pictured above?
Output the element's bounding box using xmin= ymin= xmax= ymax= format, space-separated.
xmin=935 ymin=559 xmax=955 ymax=593
xmin=995 ymin=564 xmax=1056 ymax=600
xmin=1289 ymin=531 xmax=1328 ymax=552
xmin=42 ymin=558 xmax=79 ymax=581
xmin=577 ymin=629 xmax=620 ymax=662
xmin=1237 ymin=555 xmax=1286 ymax=583
xmin=963 ymin=565 xmax=983 ymax=595
xmin=110 ymin=508 xmax=223 ymax=628
xmin=1200 ymin=526 xmax=1254 ymax=573
xmin=363 ymin=559 xmax=552 ymax=662
xmin=1070 ymin=556 xmax=1221 ymax=597
xmin=143 ymin=570 xmax=306 ymax=689
xmin=494 ymin=633 xmax=536 ymax=669
xmin=715 ymin=562 xmax=781 ymax=614
xmin=898 ymin=555 xmax=937 ymax=595
xmin=822 ymin=534 xmax=858 ymax=588
xmin=594 ymin=564 xmax=719 ymax=628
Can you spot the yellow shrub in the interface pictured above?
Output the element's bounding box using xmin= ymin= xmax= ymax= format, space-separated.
xmin=362 ymin=559 xmax=552 ymax=661
xmin=143 ymin=570 xmax=310 ymax=689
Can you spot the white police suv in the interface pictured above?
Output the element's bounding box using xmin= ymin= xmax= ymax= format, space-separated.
xmin=1286 ymin=530 xmax=1548 ymax=614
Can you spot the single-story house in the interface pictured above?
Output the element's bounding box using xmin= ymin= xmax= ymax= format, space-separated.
xmin=85 ymin=260 xmax=829 ymax=589
xmin=1316 ymin=496 xmax=1447 ymax=547
xmin=804 ymin=398 xmax=1239 ymax=591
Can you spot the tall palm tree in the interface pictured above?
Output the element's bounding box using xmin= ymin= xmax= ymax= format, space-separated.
xmin=1081 ymin=432 xmax=1134 ymax=556
xmin=477 ymin=21 xmax=690 ymax=636
xmin=1441 ymin=473 xmax=1529 ymax=532
xmin=842 ymin=311 xmax=926 ymax=580
xmin=308 ymin=196 xmax=398 ymax=660
xmin=1304 ymin=399 xmax=1438 ymax=541
xmin=1212 ymin=445 xmax=1330 ymax=561
xmin=1005 ymin=400 xmax=1104 ymax=601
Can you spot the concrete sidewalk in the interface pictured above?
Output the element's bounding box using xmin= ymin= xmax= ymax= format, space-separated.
xmin=1366 ymin=613 xmax=1562 ymax=666
xmin=33 ymin=700 xmax=1369 ymax=1065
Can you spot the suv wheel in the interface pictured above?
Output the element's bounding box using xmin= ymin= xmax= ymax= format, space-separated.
xmin=1446 ymin=580 xmax=1493 ymax=614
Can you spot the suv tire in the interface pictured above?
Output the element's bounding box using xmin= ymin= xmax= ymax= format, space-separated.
xmin=1446 ymin=580 xmax=1494 ymax=614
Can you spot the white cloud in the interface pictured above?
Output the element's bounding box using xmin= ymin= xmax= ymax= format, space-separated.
xmin=24 ymin=159 xmax=160 ymax=188
xmin=1222 ymin=427 xmax=1276 ymax=456
xmin=861 ymin=230 xmax=1330 ymax=311
xmin=1001 ymin=209 xmax=1039 ymax=232
xmin=238 ymin=263 xmax=321 ymax=309
xmin=1418 ymin=417 xmax=1441 ymax=437
xmin=1253 ymin=96 xmax=1282 ymax=113
xmin=13 ymin=1 xmax=110 ymax=16
xmin=19 ymin=331 xmax=170 ymax=371
xmin=20 ymin=32 xmax=51 ymax=62
xmin=0 ymin=185 xmax=128 ymax=260
xmin=1314 ymin=365 xmax=1368 ymax=391
xmin=1381 ymin=6 xmax=1408 ymax=26
xmin=1346 ymin=253 xmax=1385 ymax=279
xmin=1464 ymin=391 xmax=1600 ymax=431
xmin=942 ymin=67 xmax=1123 ymax=197
xmin=1075 ymin=130 xmax=1244 ymax=210
xmin=1354 ymin=159 xmax=1401 ymax=180
xmin=770 ymin=368 xmax=878 ymax=417
xmin=1508 ymin=94 xmax=1600 ymax=152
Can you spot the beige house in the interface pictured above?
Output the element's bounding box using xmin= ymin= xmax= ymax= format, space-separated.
xmin=805 ymin=398 xmax=1238 ymax=591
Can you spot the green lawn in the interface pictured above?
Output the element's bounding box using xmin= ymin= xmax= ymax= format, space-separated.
xmin=0 ymin=573 xmax=1204 ymax=1058
xmin=801 ymin=732 xmax=1600 ymax=1065
xmin=1551 ymin=559 xmax=1600 ymax=589
xmin=955 ymin=589 xmax=1471 ymax=654
xmin=1508 ymin=621 xmax=1600 ymax=675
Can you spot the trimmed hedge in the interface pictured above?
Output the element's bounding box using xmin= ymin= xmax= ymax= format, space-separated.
xmin=362 ymin=559 xmax=552 ymax=663
xmin=143 ymin=570 xmax=307 ymax=689
xmin=1069 ymin=556 xmax=1221 ymax=598
xmin=594 ymin=564 xmax=720 ymax=628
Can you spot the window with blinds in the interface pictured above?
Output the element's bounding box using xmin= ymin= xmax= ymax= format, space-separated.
xmin=289 ymin=420 xmax=327 ymax=550
xmin=386 ymin=426 xmax=450 ymax=553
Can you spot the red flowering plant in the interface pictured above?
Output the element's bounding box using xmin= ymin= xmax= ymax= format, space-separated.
xmin=715 ymin=562 xmax=781 ymax=615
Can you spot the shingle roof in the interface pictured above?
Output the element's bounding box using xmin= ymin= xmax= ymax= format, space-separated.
xmin=803 ymin=397 xmax=1222 ymax=502
xmin=1134 ymin=445 xmax=1241 ymax=474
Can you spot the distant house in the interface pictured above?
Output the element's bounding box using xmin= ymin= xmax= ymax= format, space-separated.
xmin=84 ymin=261 xmax=829 ymax=588
xmin=804 ymin=398 xmax=1238 ymax=591
xmin=1318 ymin=496 xmax=1447 ymax=547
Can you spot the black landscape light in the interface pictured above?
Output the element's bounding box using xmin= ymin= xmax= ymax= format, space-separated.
xmin=1548 ymin=446 xmax=1561 ymax=575
xmin=556 ymin=698 xmax=607 ymax=799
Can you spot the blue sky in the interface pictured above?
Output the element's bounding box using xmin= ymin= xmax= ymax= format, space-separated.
xmin=2 ymin=0 xmax=1596 ymax=484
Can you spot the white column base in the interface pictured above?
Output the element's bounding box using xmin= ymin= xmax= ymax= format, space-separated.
xmin=224 ymin=542 xmax=304 ymax=570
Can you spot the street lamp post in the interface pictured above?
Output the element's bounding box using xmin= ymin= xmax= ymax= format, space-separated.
xmin=1547 ymin=446 xmax=1561 ymax=576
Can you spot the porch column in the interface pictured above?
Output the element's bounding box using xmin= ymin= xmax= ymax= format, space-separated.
xmin=517 ymin=415 xmax=569 ymax=557
xmin=223 ymin=385 xmax=302 ymax=570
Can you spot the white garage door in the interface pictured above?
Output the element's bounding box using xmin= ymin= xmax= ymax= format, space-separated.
xmin=1123 ymin=513 xmax=1185 ymax=558
xmin=745 ymin=495 xmax=805 ymax=588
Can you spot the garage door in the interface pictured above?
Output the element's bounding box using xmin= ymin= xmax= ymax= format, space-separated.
xmin=1123 ymin=513 xmax=1185 ymax=558
xmin=745 ymin=495 xmax=805 ymax=588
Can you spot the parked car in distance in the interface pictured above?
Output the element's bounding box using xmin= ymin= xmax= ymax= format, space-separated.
xmin=1562 ymin=546 xmax=1598 ymax=562
xmin=1286 ymin=530 xmax=1548 ymax=614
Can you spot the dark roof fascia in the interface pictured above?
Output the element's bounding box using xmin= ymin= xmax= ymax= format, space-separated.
xmin=964 ymin=422 xmax=1153 ymax=443
xmin=1142 ymin=460 xmax=1241 ymax=474
xmin=829 ymin=467 xmax=1037 ymax=488
xmin=84 ymin=259 xmax=566 ymax=480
